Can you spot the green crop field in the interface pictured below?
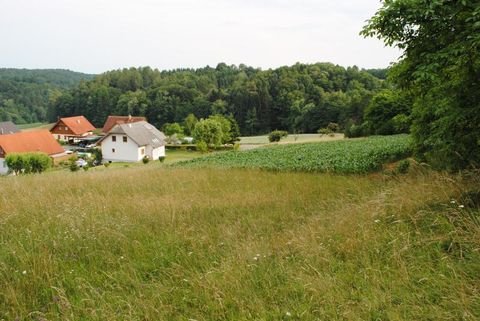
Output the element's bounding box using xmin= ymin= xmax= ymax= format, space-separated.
xmin=177 ymin=135 xmax=412 ymax=174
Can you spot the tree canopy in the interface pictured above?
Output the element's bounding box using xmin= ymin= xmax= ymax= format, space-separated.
xmin=0 ymin=69 xmax=93 ymax=124
xmin=48 ymin=64 xmax=388 ymax=135
xmin=362 ymin=0 xmax=480 ymax=170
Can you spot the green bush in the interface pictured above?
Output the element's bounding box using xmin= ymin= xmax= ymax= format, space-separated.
xmin=142 ymin=156 xmax=150 ymax=164
xmin=318 ymin=127 xmax=333 ymax=136
xmin=5 ymin=152 xmax=52 ymax=175
xmin=268 ymin=130 xmax=288 ymax=142
xmin=159 ymin=156 xmax=166 ymax=163
xmin=196 ymin=141 xmax=208 ymax=154
xmin=69 ymin=162 xmax=79 ymax=172
xmin=396 ymin=159 xmax=410 ymax=174
xmin=344 ymin=123 xmax=366 ymax=138
xmin=327 ymin=122 xmax=340 ymax=133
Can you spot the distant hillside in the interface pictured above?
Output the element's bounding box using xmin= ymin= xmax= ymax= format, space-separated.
xmin=0 ymin=68 xmax=95 ymax=124
xmin=0 ymin=68 xmax=94 ymax=88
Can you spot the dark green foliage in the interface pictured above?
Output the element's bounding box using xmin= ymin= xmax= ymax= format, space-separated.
xmin=159 ymin=156 xmax=166 ymax=163
xmin=362 ymin=1 xmax=480 ymax=170
xmin=0 ymin=69 xmax=93 ymax=124
xmin=142 ymin=156 xmax=150 ymax=164
xmin=5 ymin=153 xmax=52 ymax=175
xmin=396 ymin=159 xmax=410 ymax=174
xmin=49 ymin=63 xmax=387 ymax=134
xmin=344 ymin=121 xmax=366 ymax=138
xmin=327 ymin=122 xmax=340 ymax=133
xmin=268 ymin=130 xmax=288 ymax=142
xmin=364 ymin=89 xmax=411 ymax=135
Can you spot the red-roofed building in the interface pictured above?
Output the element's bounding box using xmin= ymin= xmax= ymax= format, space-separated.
xmin=102 ymin=115 xmax=146 ymax=134
xmin=0 ymin=130 xmax=66 ymax=174
xmin=50 ymin=116 xmax=96 ymax=143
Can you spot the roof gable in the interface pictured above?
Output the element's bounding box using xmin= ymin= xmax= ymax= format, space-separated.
xmin=102 ymin=115 xmax=146 ymax=133
xmin=98 ymin=121 xmax=166 ymax=148
xmin=0 ymin=130 xmax=64 ymax=155
xmin=52 ymin=116 xmax=95 ymax=135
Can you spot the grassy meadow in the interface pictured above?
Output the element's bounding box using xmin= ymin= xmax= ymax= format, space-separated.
xmin=0 ymin=164 xmax=479 ymax=320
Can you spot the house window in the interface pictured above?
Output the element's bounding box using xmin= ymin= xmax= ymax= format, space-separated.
xmin=112 ymin=148 xmax=116 ymax=153
xmin=141 ymin=148 xmax=145 ymax=155
xmin=64 ymin=126 xmax=68 ymax=131
xmin=123 ymin=136 xmax=127 ymax=143
xmin=112 ymin=136 xmax=116 ymax=142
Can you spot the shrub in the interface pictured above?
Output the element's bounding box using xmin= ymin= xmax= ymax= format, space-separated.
xmin=233 ymin=143 xmax=240 ymax=152
xmin=318 ymin=127 xmax=333 ymax=136
xmin=69 ymin=162 xmax=79 ymax=172
xmin=327 ymin=122 xmax=340 ymax=133
xmin=396 ymin=159 xmax=410 ymax=174
xmin=142 ymin=156 xmax=150 ymax=164
xmin=196 ymin=141 xmax=208 ymax=154
xmin=268 ymin=130 xmax=288 ymax=142
xmin=344 ymin=123 xmax=366 ymax=138
xmin=159 ymin=156 xmax=166 ymax=163
xmin=5 ymin=153 xmax=52 ymax=175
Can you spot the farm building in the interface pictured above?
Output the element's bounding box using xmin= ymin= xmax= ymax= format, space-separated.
xmin=50 ymin=116 xmax=95 ymax=143
xmin=0 ymin=130 xmax=67 ymax=174
xmin=101 ymin=115 xmax=146 ymax=134
xmin=0 ymin=121 xmax=20 ymax=135
xmin=98 ymin=121 xmax=166 ymax=163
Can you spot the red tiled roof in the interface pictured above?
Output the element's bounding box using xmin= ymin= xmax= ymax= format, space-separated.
xmin=102 ymin=115 xmax=146 ymax=133
xmin=0 ymin=130 xmax=64 ymax=155
xmin=54 ymin=116 xmax=95 ymax=135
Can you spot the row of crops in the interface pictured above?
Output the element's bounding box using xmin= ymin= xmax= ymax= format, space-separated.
xmin=175 ymin=135 xmax=413 ymax=174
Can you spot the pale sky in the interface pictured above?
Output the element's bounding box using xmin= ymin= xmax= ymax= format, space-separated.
xmin=0 ymin=0 xmax=400 ymax=74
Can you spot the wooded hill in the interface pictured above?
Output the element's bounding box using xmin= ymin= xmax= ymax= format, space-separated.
xmin=0 ymin=69 xmax=93 ymax=124
xmin=48 ymin=64 xmax=388 ymax=135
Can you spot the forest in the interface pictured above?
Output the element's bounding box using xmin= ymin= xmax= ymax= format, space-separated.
xmin=47 ymin=63 xmax=395 ymax=135
xmin=0 ymin=69 xmax=93 ymax=124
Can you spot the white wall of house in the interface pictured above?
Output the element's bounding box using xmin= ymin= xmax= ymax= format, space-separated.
xmin=101 ymin=134 xmax=143 ymax=162
xmin=151 ymin=146 xmax=165 ymax=160
xmin=0 ymin=158 xmax=9 ymax=175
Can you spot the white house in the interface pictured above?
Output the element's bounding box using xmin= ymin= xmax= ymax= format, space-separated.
xmin=98 ymin=121 xmax=166 ymax=162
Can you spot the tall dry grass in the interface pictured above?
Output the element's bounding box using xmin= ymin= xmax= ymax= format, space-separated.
xmin=0 ymin=166 xmax=478 ymax=320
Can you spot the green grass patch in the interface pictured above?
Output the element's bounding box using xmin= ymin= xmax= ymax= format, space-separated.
xmin=176 ymin=135 xmax=412 ymax=174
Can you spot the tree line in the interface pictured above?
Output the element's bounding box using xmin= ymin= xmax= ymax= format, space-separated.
xmin=0 ymin=69 xmax=93 ymax=124
xmin=48 ymin=63 xmax=392 ymax=135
